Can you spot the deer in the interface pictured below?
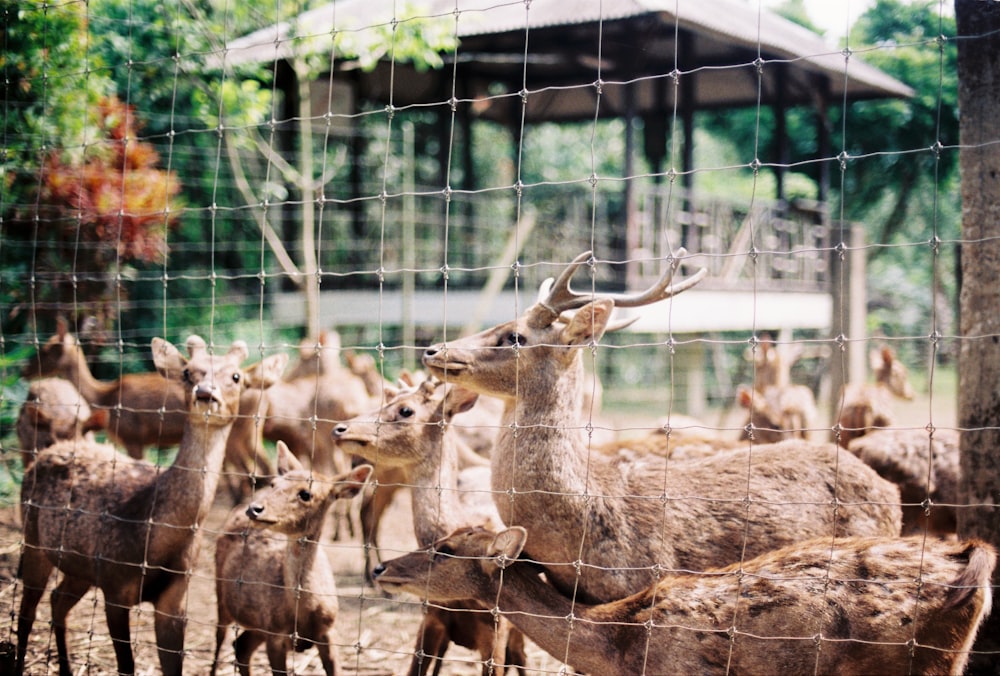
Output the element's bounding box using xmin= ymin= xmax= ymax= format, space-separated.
xmin=422 ymin=250 xmax=903 ymax=604
xmin=15 ymin=377 xmax=104 ymax=468
xmin=836 ymin=344 xmax=916 ymax=448
xmin=22 ymin=319 xmax=189 ymax=459
xmin=211 ymin=441 xmax=373 ymax=676
xmin=221 ymin=386 xmax=277 ymax=503
xmin=736 ymin=381 xmax=818 ymax=443
xmin=16 ymin=335 xmax=288 ymax=676
xmin=374 ymin=526 xmax=995 ymax=676
xmin=848 ymin=427 xmax=959 ymax=536
xmin=333 ymin=378 xmax=527 ymax=676
xmin=263 ymin=331 xmax=373 ymax=474
xmin=736 ymin=334 xmax=819 ymax=443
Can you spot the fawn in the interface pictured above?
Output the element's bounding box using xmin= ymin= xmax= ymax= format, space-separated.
xmin=212 ymin=441 xmax=372 ymax=676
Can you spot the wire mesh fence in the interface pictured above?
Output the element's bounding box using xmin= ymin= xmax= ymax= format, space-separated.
xmin=2 ymin=1 xmax=996 ymax=674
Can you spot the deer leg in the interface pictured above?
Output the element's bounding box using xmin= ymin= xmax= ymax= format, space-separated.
xmin=151 ymin=576 xmax=190 ymax=676
xmin=103 ymin=599 xmax=136 ymax=676
xmin=313 ymin=632 xmax=340 ymax=676
xmin=484 ymin=619 xmax=510 ymax=676
xmin=234 ymin=629 xmax=266 ymax=676
xmin=264 ymin=635 xmax=290 ymax=675
xmin=50 ymin=574 xmax=91 ymax=676
xmin=210 ymin=606 xmax=233 ymax=676
xmin=505 ymin=627 xmax=528 ymax=676
xmin=15 ymin=548 xmax=54 ymax=674
xmin=407 ymin=613 xmax=450 ymax=676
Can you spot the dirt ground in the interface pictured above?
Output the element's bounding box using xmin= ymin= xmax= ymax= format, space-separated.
xmin=0 ymin=487 xmax=565 ymax=676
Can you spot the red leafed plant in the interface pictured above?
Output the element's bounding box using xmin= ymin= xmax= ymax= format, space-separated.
xmin=38 ymin=95 xmax=181 ymax=265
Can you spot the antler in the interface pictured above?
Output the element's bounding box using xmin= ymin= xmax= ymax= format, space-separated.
xmin=531 ymin=249 xmax=707 ymax=327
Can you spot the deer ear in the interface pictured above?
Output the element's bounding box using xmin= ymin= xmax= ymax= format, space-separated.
xmin=335 ymin=463 xmax=373 ymax=500
xmin=869 ymin=348 xmax=884 ymax=371
xmin=151 ymin=338 xmax=188 ymax=380
xmin=444 ymin=386 xmax=479 ymax=419
xmin=276 ymin=440 xmax=303 ymax=475
xmin=737 ymin=384 xmax=754 ymax=409
xmin=244 ymin=353 xmax=290 ymax=390
xmin=561 ymin=299 xmax=614 ymax=347
xmin=489 ymin=526 xmax=527 ymax=564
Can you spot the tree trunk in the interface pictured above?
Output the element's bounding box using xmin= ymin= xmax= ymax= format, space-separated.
xmin=954 ymin=2 xmax=1000 ymax=673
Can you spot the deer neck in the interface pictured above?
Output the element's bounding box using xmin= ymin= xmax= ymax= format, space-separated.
xmin=496 ymin=355 xmax=590 ymax=487
xmin=61 ymin=349 xmax=117 ymax=406
xmin=407 ymin=430 xmax=465 ymax=546
xmin=488 ymin=564 xmax=609 ymax=675
xmin=282 ymin=504 xmax=333 ymax=594
xmin=153 ymin=418 xmax=233 ymax=532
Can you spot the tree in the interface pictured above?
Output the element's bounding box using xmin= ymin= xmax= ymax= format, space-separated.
xmin=954 ymin=1 xmax=1000 ymax=673
xmin=195 ymin=0 xmax=458 ymax=335
xmin=0 ymin=3 xmax=179 ymax=335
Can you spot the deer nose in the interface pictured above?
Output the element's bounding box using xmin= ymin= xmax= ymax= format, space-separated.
xmin=194 ymin=384 xmax=214 ymax=402
xmin=372 ymin=563 xmax=386 ymax=578
xmin=423 ymin=345 xmax=440 ymax=360
xmin=332 ymin=423 xmax=349 ymax=437
xmin=246 ymin=503 xmax=265 ymax=519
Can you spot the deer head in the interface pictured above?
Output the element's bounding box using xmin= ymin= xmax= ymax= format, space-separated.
xmin=331 ymin=378 xmax=480 ymax=468
xmin=422 ymin=250 xmax=706 ymax=401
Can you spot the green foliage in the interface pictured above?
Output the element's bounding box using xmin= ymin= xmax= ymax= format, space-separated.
xmin=841 ymin=0 xmax=958 ymax=245
xmin=324 ymin=1 xmax=458 ymax=73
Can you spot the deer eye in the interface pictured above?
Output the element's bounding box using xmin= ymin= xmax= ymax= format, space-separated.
xmin=182 ymin=368 xmax=192 ymax=384
xmin=231 ymin=372 xmax=241 ymax=384
xmin=500 ymin=332 xmax=524 ymax=347
xmin=432 ymin=545 xmax=454 ymax=561
xmin=297 ymin=489 xmax=312 ymax=502
xmin=398 ymin=406 xmax=414 ymax=419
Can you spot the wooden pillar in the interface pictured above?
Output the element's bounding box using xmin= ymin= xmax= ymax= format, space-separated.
xmin=624 ymin=83 xmax=638 ymax=289
xmin=772 ymin=63 xmax=788 ymax=204
xmin=827 ymin=223 xmax=866 ymax=428
xmin=813 ymin=74 xmax=832 ymax=204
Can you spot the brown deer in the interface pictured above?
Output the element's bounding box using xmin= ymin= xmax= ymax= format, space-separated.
xmin=212 ymin=441 xmax=372 ymax=676
xmin=22 ymin=320 xmax=189 ymax=459
xmin=15 ymin=377 xmax=104 ymax=467
xmin=423 ymin=250 xmax=902 ymax=604
xmin=736 ymin=382 xmax=818 ymax=443
xmin=221 ymin=386 xmax=276 ymax=503
xmin=374 ymin=526 xmax=995 ymax=676
xmin=848 ymin=427 xmax=959 ymax=536
xmin=836 ymin=345 xmax=915 ymax=448
xmin=16 ymin=336 xmax=288 ymax=676
xmin=263 ymin=331 xmax=372 ymax=474
xmin=333 ymin=379 xmax=527 ymax=676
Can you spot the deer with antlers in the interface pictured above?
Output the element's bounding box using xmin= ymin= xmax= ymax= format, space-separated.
xmin=374 ymin=526 xmax=995 ymax=676
xmin=422 ymin=250 xmax=903 ymax=604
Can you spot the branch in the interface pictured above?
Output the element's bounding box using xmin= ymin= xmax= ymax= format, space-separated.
xmin=223 ymin=132 xmax=304 ymax=287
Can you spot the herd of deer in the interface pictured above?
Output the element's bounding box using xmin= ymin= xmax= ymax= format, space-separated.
xmin=11 ymin=249 xmax=994 ymax=676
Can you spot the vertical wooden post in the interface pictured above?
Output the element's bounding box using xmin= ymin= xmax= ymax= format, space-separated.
xmin=828 ymin=224 xmax=866 ymax=429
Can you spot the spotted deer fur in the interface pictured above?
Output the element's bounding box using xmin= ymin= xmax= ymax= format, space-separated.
xmin=376 ymin=526 xmax=994 ymax=676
